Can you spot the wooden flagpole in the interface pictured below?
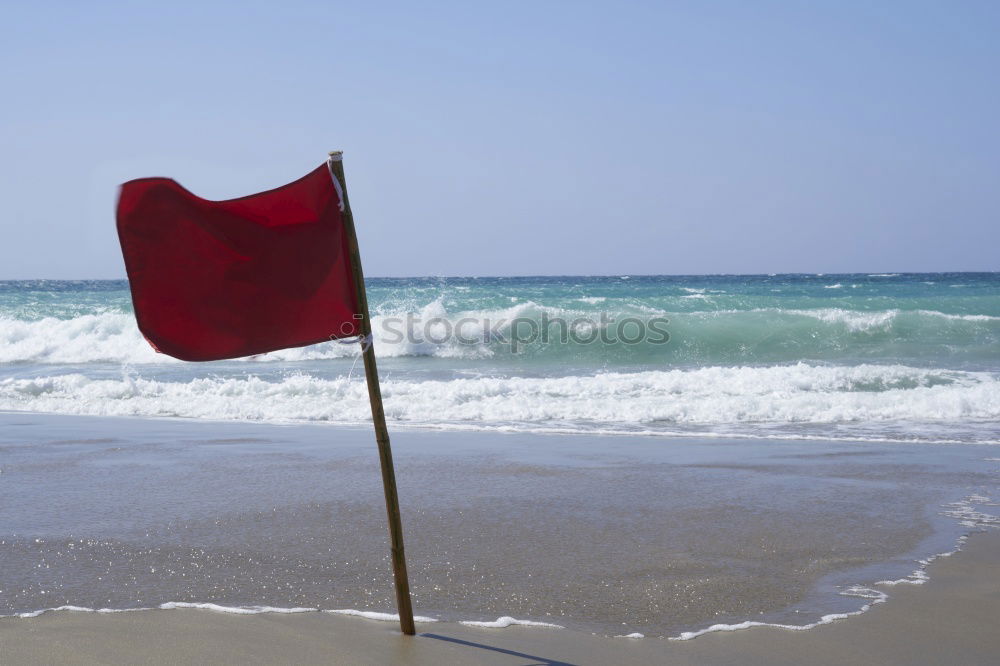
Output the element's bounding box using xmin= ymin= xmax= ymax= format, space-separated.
xmin=327 ymin=150 xmax=416 ymax=636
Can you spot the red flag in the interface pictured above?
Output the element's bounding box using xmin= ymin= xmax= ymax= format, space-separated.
xmin=116 ymin=163 xmax=362 ymax=361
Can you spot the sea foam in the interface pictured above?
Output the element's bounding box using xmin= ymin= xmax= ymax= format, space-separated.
xmin=1 ymin=364 xmax=998 ymax=440
xmin=459 ymin=616 xmax=563 ymax=629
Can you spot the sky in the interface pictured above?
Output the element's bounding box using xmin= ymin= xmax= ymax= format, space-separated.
xmin=2 ymin=1 xmax=998 ymax=278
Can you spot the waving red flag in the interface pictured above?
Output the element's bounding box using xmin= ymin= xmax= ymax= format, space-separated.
xmin=116 ymin=163 xmax=361 ymax=361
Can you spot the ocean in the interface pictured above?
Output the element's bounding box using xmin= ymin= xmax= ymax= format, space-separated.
xmin=2 ymin=273 xmax=999 ymax=443
xmin=2 ymin=273 xmax=999 ymax=635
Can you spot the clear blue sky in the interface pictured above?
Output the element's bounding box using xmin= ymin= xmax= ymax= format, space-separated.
xmin=2 ymin=1 xmax=998 ymax=278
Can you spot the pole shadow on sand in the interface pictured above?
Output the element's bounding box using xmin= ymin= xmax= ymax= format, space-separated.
xmin=421 ymin=633 xmax=577 ymax=665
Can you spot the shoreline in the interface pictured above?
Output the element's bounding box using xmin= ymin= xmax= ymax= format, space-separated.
xmin=2 ymin=411 xmax=997 ymax=640
xmin=0 ymin=528 xmax=981 ymax=640
xmin=2 ymin=530 xmax=998 ymax=665
xmin=3 ymin=408 xmax=997 ymax=447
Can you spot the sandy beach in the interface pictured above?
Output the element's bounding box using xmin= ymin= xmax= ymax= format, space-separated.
xmin=1 ymin=411 xmax=998 ymax=664
xmin=2 ymin=531 xmax=998 ymax=665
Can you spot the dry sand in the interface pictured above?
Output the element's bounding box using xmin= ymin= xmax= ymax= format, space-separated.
xmin=2 ymin=532 xmax=998 ymax=666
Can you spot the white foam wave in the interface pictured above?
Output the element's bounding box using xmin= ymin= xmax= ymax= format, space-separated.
xmin=326 ymin=609 xmax=438 ymax=623
xmin=2 ymin=364 xmax=997 ymax=432
xmin=797 ymin=308 xmax=897 ymax=331
xmin=939 ymin=495 xmax=1000 ymax=529
xmin=679 ymin=307 xmax=1000 ymax=333
xmin=840 ymin=585 xmax=888 ymax=601
xmin=17 ymin=605 xmax=99 ymax=618
xmin=670 ymin=606 xmax=877 ymax=641
xmin=10 ymin=602 xmax=317 ymax=618
xmin=8 ymin=603 xmax=562 ymax=632
xmin=772 ymin=308 xmax=1000 ymax=331
xmin=159 ymin=602 xmax=318 ymax=614
xmin=0 ymin=314 xmax=165 ymax=364
xmin=459 ymin=616 xmax=563 ymax=629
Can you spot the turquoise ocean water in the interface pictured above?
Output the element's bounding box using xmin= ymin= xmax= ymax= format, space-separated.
xmin=1 ymin=273 xmax=998 ymax=443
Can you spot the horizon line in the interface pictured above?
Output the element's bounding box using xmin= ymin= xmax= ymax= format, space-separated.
xmin=1 ymin=270 xmax=998 ymax=282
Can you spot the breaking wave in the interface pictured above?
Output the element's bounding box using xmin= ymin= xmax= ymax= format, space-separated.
xmin=1 ymin=303 xmax=998 ymax=366
xmin=2 ymin=363 xmax=999 ymax=441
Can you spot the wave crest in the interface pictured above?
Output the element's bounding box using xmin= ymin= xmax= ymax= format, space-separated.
xmin=2 ymin=304 xmax=998 ymax=366
xmin=2 ymin=364 xmax=998 ymax=439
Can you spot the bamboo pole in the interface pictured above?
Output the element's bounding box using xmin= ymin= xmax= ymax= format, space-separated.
xmin=327 ymin=150 xmax=416 ymax=636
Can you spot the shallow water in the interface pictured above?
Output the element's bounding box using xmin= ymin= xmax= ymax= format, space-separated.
xmin=2 ymin=412 xmax=996 ymax=637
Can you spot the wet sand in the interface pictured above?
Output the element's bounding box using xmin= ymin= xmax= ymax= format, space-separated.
xmin=2 ymin=531 xmax=998 ymax=665
xmin=1 ymin=412 xmax=998 ymax=649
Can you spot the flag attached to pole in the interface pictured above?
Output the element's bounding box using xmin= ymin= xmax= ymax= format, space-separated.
xmin=115 ymin=154 xmax=417 ymax=636
xmin=116 ymin=163 xmax=361 ymax=361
